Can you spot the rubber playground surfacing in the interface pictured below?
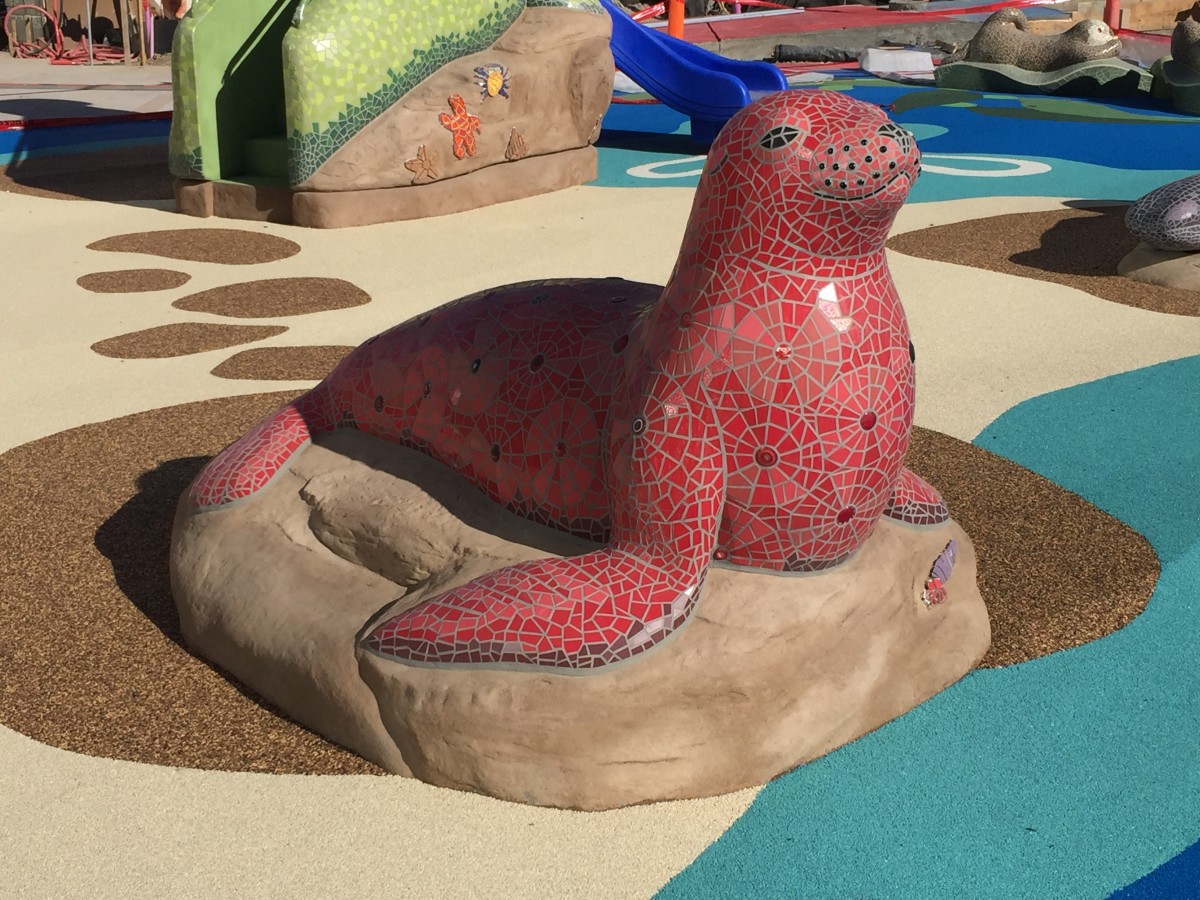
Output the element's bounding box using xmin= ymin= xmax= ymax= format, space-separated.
xmin=1 ymin=77 xmax=1199 ymax=898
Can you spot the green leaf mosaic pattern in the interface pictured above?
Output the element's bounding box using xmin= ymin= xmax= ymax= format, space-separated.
xmin=168 ymin=2 xmax=205 ymax=179
xmin=282 ymin=0 xmax=603 ymax=186
xmin=169 ymin=0 xmax=303 ymax=181
xmin=528 ymin=0 xmax=604 ymax=10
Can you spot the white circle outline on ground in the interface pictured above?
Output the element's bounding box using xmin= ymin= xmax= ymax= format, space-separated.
xmin=626 ymin=155 xmax=707 ymax=179
xmin=920 ymin=154 xmax=1052 ymax=178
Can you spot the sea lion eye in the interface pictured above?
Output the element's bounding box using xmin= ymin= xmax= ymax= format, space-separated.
xmin=758 ymin=124 xmax=802 ymax=150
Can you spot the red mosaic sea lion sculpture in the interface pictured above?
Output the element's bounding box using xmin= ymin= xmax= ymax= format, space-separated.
xmin=188 ymin=89 xmax=947 ymax=671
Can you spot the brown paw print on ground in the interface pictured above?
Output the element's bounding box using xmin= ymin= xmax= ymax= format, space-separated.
xmin=0 ymin=400 xmax=1158 ymax=775
xmin=77 ymin=269 xmax=192 ymax=293
xmin=212 ymin=346 xmax=355 ymax=381
xmin=887 ymin=204 xmax=1200 ymax=317
xmin=82 ymin=228 xmax=371 ymax=376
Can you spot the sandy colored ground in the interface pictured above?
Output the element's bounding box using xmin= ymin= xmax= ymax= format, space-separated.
xmin=0 ymin=181 xmax=1193 ymax=896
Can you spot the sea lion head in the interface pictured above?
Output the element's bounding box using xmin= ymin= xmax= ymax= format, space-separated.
xmin=1069 ymin=18 xmax=1118 ymax=45
xmin=695 ymin=90 xmax=920 ymax=259
xmin=1171 ymin=18 xmax=1200 ymax=71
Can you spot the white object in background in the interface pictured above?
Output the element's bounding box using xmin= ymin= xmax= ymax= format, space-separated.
xmin=613 ymin=71 xmax=647 ymax=94
xmin=857 ymin=47 xmax=935 ymax=78
xmin=786 ymin=71 xmax=835 ymax=85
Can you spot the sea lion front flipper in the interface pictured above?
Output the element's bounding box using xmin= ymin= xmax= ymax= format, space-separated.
xmin=883 ymin=467 xmax=949 ymax=527
xmin=366 ymin=376 xmax=726 ymax=670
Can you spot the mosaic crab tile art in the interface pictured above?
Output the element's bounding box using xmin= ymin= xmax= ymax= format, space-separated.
xmin=475 ymin=63 xmax=512 ymax=100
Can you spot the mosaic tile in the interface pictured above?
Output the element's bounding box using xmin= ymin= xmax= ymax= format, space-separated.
xmin=1126 ymin=173 xmax=1200 ymax=251
xmin=170 ymin=0 xmax=596 ymax=184
xmin=283 ymin=0 xmax=523 ymax=185
xmin=190 ymin=91 xmax=938 ymax=672
xmin=439 ymin=95 xmax=482 ymax=159
xmin=168 ymin=4 xmax=204 ymax=179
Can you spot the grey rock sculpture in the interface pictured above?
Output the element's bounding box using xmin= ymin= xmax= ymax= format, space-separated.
xmin=958 ymin=9 xmax=1121 ymax=71
xmin=1126 ymin=174 xmax=1200 ymax=252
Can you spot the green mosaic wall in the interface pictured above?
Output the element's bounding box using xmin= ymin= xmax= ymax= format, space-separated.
xmin=528 ymin=0 xmax=604 ymax=12
xmin=169 ymin=0 xmax=302 ymax=182
xmin=167 ymin=0 xmax=208 ymax=179
xmin=282 ymin=0 xmax=603 ymax=186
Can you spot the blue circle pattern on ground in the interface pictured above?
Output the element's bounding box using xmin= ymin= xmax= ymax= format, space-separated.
xmin=596 ymin=85 xmax=1200 ymax=203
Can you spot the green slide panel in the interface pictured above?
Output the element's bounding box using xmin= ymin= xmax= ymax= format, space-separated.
xmin=169 ymin=0 xmax=304 ymax=181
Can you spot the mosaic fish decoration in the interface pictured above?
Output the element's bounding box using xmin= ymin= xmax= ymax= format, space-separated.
xmin=475 ymin=63 xmax=511 ymax=100
xmin=922 ymin=539 xmax=957 ymax=607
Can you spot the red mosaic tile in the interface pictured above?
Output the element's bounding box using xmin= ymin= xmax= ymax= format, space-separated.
xmin=188 ymin=90 xmax=944 ymax=671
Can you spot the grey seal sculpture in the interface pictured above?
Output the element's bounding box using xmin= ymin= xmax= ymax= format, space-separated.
xmin=1171 ymin=19 xmax=1200 ymax=73
xmin=955 ymin=9 xmax=1121 ymax=71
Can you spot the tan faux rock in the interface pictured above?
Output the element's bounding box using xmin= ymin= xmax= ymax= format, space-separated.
xmin=299 ymin=8 xmax=613 ymax=193
xmin=291 ymin=147 xmax=598 ymax=228
xmin=171 ymin=430 xmax=990 ymax=810
xmin=1119 ymin=242 xmax=1200 ymax=295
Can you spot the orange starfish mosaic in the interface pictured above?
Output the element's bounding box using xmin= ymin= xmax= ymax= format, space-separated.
xmin=438 ymin=95 xmax=481 ymax=160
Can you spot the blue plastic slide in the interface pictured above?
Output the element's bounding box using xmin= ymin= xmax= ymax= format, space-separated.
xmin=599 ymin=0 xmax=789 ymax=143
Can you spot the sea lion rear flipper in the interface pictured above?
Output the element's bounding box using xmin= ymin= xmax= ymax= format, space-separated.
xmin=883 ymin=467 xmax=949 ymax=527
xmin=187 ymin=385 xmax=336 ymax=509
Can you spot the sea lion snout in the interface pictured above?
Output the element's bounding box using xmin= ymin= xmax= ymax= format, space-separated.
xmin=812 ymin=120 xmax=920 ymax=202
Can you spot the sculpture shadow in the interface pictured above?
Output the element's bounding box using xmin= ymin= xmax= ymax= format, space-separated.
xmin=92 ymin=453 xmax=383 ymax=753
xmin=1 ymin=98 xmax=173 ymax=203
xmin=3 ymin=141 xmax=173 ymax=203
xmin=1008 ymin=202 xmax=1135 ymax=277
xmin=0 ymin=97 xmax=131 ymax=121
xmin=93 ymin=455 xmax=209 ymax=651
xmin=595 ymin=129 xmax=705 ymax=156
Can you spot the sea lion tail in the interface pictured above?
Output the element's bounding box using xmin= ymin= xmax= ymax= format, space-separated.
xmin=992 ymin=7 xmax=1029 ymax=29
xmin=943 ymin=41 xmax=968 ymax=63
xmin=186 ymin=385 xmax=336 ymax=510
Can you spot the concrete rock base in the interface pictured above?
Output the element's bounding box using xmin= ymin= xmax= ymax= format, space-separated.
xmin=935 ymin=58 xmax=1153 ymax=97
xmin=1119 ymin=242 xmax=1200 ymax=297
xmin=174 ymin=147 xmax=597 ymax=228
xmin=171 ymin=431 xmax=990 ymax=810
xmin=1151 ymin=58 xmax=1200 ymax=116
